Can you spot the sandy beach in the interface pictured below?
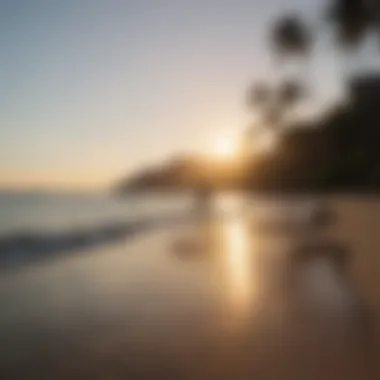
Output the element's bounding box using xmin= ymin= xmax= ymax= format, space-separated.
xmin=0 ymin=196 xmax=379 ymax=379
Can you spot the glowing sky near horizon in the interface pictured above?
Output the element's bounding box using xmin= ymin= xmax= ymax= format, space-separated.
xmin=0 ymin=0 xmax=356 ymax=189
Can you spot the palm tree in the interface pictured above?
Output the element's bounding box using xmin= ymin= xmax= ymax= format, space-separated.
xmin=276 ymin=80 xmax=306 ymax=122
xmin=326 ymin=0 xmax=378 ymax=49
xmin=244 ymin=1 xmax=380 ymax=160
xmin=324 ymin=0 xmax=380 ymax=99
xmin=248 ymin=16 xmax=311 ymax=130
xmin=248 ymin=82 xmax=271 ymax=109
xmin=271 ymin=15 xmax=312 ymax=59
xmin=256 ymin=15 xmax=312 ymax=128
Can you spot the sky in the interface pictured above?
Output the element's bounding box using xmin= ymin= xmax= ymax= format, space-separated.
xmin=0 ymin=0 xmax=357 ymax=189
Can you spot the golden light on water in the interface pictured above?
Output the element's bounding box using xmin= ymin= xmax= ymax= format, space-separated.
xmin=224 ymin=218 xmax=252 ymax=309
xmin=216 ymin=195 xmax=256 ymax=325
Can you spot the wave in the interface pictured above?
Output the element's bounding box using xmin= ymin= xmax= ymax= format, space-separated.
xmin=0 ymin=212 xmax=191 ymax=271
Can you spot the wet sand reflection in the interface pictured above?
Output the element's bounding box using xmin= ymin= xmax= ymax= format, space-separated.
xmin=222 ymin=216 xmax=252 ymax=314
xmin=172 ymin=195 xmax=377 ymax=379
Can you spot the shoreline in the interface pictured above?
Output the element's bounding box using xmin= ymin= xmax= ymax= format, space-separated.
xmin=0 ymin=211 xmax=193 ymax=272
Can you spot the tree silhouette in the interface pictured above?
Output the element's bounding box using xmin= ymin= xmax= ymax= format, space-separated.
xmin=326 ymin=0 xmax=380 ymax=48
xmin=271 ymin=15 xmax=312 ymax=59
xmin=277 ymin=80 xmax=306 ymax=113
xmin=242 ymin=0 xmax=380 ymax=191
xmin=248 ymin=82 xmax=272 ymax=109
xmin=248 ymin=0 xmax=380 ymax=135
xmin=247 ymin=13 xmax=312 ymax=140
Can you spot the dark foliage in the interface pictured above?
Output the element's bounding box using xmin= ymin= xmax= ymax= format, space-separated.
xmin=327 ymin=0 xmax=380 ymax=48
xmin=271 ymin=15 xmax=312 ymax=58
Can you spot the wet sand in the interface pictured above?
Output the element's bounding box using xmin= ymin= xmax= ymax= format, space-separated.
xmin=0 ymin=196 xmax=379 ymax=379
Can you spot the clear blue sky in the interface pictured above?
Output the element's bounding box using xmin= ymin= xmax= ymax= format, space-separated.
xmin=0 ymin=0 xmax=348 ymax=189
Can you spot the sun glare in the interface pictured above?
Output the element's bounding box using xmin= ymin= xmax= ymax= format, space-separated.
xmin=211 ymin=135 xmax=237 ymax=158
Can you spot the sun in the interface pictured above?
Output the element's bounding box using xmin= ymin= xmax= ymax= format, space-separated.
xmin=211 ymin=135 xmax=237 ymax=158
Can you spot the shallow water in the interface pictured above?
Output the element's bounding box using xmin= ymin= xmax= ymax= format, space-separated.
xmin=0 ymin=191 xmax=191 ymax=235
xmin=0 ymin=195 xmax=379 ymax=379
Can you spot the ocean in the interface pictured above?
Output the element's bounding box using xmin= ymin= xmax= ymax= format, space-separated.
xmin=0 ymin=191 xmax=191 ymax=236
xmin=0 ymin=191 xmax=194 ymax=267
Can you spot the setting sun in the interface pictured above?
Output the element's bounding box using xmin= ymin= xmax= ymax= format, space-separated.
xmin=211 ymin=135 xmax=237 ymax=158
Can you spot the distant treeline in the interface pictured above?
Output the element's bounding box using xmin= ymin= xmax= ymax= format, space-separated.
xmin=117 ymin=75 xmax=380 ymax=194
